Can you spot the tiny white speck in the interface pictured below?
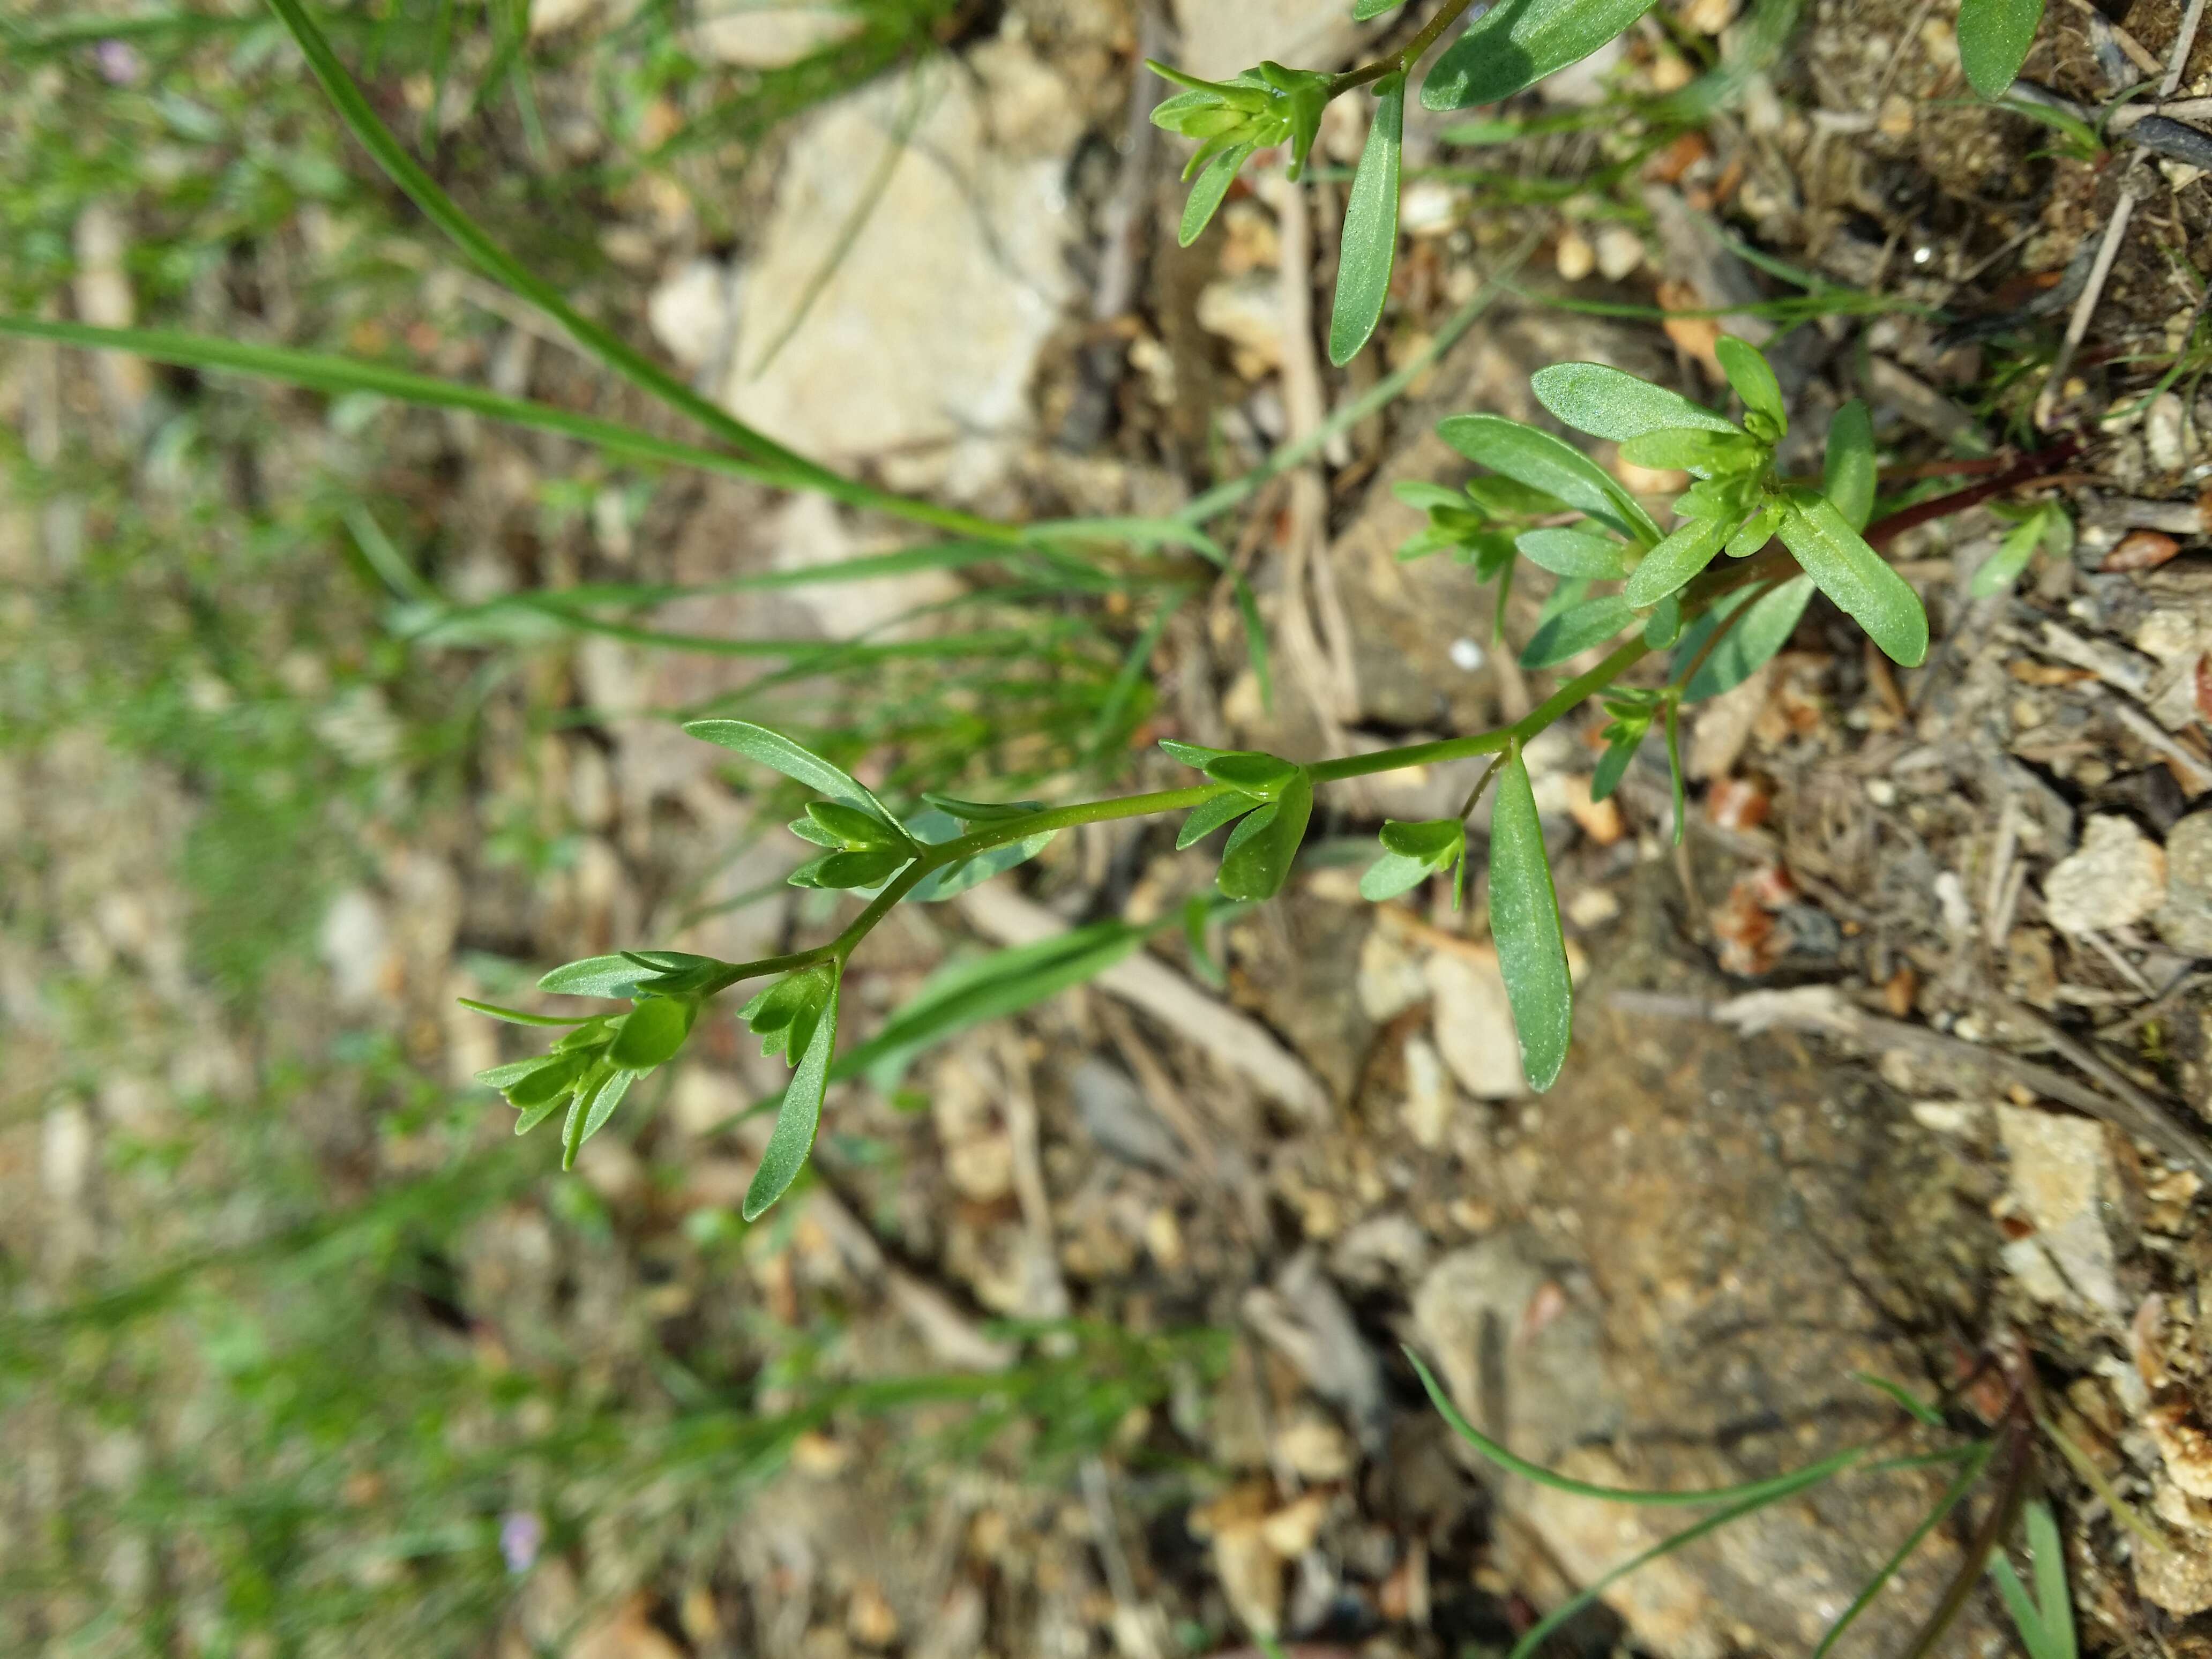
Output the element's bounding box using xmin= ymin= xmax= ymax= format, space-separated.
xmin=1449 ymin=637 xmax=1485 ymax=671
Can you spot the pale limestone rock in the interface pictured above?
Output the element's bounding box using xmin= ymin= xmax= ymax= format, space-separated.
xmin=1996 ymin=1104 xmax=2125 ymax=1320
xmin=1169 ymin=0 xmax=1369 ymax=80
xmin=646 ymin=258 xmax=733 ymax=371
xmin=690 ymin=0 xmax=856 ymax=66
xmin=2042 ymin=814 xmax=2165 ymax=936
xmin=723 ymin=54 xmax=1075 ymax=499
xmin=1424 ymin=946 xmax=1526 ymax=1100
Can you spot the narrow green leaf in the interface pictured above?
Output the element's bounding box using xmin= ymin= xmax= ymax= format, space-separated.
xmin=743 ymin=977 xmax=841 ymax=1219
xmin=2024 ymin=1500 xmax=2075 ymax=1659
xmin=1394 ymin=480 xmax=1470 ymax=514
xmin=559 ymin=1067 xmax=607 ymax=1168
xmin=1531 ymin=362 xmax=1738 ymax=442
xmin=921 ymin=793 xmax=1047 ymax=823
xmin=1726 ymin=501 xmax=1786 ymax=558
xmin=507 ymin=1053 xmax=586 ymax=1108
xmin=1679 ymin=575 xmax=1815 ymax=701
xmin=788 ymin=847 xmax=912 ymax=890
xmin=1823 ymin=399 xmax=1877 ymax=530
xmin=1178 ymin=792 xmax=1260 ymax=848
xmin=1354 ymin=0 xmax=1409 ymax=14
xmin=1379 ymin=819 xmax=1466 ymax=861
xmin=513 ymin=1093 xmax=569 ymax=1136
xmin=1959 ymin=0 xmax=2044 ymax=98
xmin=574 ymin=1068 xmax=639 ymax=1156
xmin=1622 ymin=514 xmax=1731 ymax=607
xmin=1971 ymin=509 xmax=2050 ymax=597
xmin=608 ymin=997 xmax=693 ymax=1070
xmin=1203 ymin=752 xmax=1299 ymax=796
xmin=1777 ymin=492 xmax=1929 ymax=666
xmin=1515 ymin=527 xmax=1631 ymax=579
xmin=1439 ymin=414 xmax=1663 ymax=545
xmin=806 ymin=799 xmax=907 ymax=849
xmin=1617 ymin=428 xmax=1762 ymax=478
xmin=457 ymin=997 xmax=592 ymax=1027
xmin=1159 ymin=738 xmax=1237 ymax=767
xmin=1521 ymin=594 xmax=1636 ymax=669
xmin=537 ymin=955 xmax=652 ymax=998
xmin=1420 ymin=0 xmax=1659 ymax=110
xmin=1329 ymin=76 xmax=1404 ymax=366
xmin=476 ymin=1055 xmax=569 ymax=1089
xmin=906 ymin=832 xmax=1056 ymax=902
xmin=1488 ymin=751 xmax=1572 ymax=1090
xmin=683 ymin=719 xmax=897 ymax=825
xmin=1217 ymin=772 xmax=1313 ymax=901
xmin=1591 ymin=730 xmax=1641 ymax=801
xmin=1360 ymin=851 xmax=1439 ymax=902
xmin=1988 ymin=1558 xmax=2046 ymax=1659
xmin=1180 ymin=141 xmax=1254 ymax=246
xmin=1715 ymin=335 xmax=1786 ymax=431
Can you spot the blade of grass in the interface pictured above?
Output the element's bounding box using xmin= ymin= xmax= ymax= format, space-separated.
xmin=260 ymin=0 xmax=995 ymax=544
xmin=1506 ymin=1473 xmax=1849 ymax=1659
xmin=1411 ymin=1350 xmax=1867 ymax=1505
xmin=1811 ymin=1440 xmax=1994 ymax=1657
xmin=0 ymin=315 xmax=1012 ymax=540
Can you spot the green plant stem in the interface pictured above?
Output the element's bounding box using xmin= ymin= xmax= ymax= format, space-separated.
xmin=1329 ymin=0 xmax=1482 ymax=94
xmin=1314 ymin=637 xmax=1650 ymax=780
xmin=689 ymin=635 xmax=1651 ymax=1004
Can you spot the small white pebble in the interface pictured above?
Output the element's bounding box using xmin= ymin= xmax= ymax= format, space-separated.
xmin=1449 ymin=637 xmax=1486 ymax=671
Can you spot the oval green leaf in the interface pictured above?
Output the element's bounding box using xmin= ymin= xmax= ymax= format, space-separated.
xmin=1178 ymin=791 xmax=1260 ymax=849
xmin=1531 ymin=362 xmax=1738 ymax=442
xmin=1180 ymin=140 xmax=1254 ymax=246
xmin=743 ymin=975 xmax=841 ymax=1219
xmin=1438 ymin=414 xmax=1663 ymax=545
xmin=1203 ymin=751 xmax=1300 ymax=795
xmin=609 ymin=996 xmax=693 ymax=1071
xmin=1515 ymin=527 xmax=1631 ymax=579
xmin=537 ymin=954 xmax=651 ymax=998
xmin=1714 ymin=336 xmax=1785 ymax=432
xmin=1329 ymin=77 xmax=1404 ymax=366
xmin=1521 ymin=593 xmax=1636 ymax=669
xmin=1822 ymin=399 xmax=1877 ymax=532
xmin=1217 ymin=772 xmax=1312 ymax=901
xmin=1360 ymin=850 xmax=1439 ymax=902
xmin=1777 ymin=492 xmax=1929 ymax=667
xmin=1959 ymin=0 xmax=2044 ymax=97
xmin=1420 ymin=0 xmax=1658 ymax=110
xmin=1678 ymin=574 xmax=1815 ymax=701
xmin=683 ymin=719 xmax=897 ymax=827
xmin=1488 ymin=751 xmax=1572 ymax=1091
xmin=1621 ymin=514 xmax=1731 ymax=607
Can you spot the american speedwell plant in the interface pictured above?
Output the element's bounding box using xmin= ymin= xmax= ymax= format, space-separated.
xmin=473 ymin=337 xmax=1931 ymax=1219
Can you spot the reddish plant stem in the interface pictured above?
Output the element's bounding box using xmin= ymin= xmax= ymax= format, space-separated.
xmin=1862 ymin=439 xmax=2082 ymax=549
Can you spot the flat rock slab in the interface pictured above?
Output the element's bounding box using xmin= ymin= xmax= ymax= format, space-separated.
xmin=723 ymin=51 xmax=1077 ymax=500
xmin=1414 ymin=977 xmax=2003 ymax=1656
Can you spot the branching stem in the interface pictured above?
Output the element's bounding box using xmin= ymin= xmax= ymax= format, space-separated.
xmin=1327 ymin=0 xmax=1481 ymax=96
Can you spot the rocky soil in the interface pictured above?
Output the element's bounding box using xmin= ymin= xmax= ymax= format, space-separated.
xmin=8 ymin=0 xmax=2212 ymax=1653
